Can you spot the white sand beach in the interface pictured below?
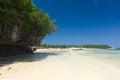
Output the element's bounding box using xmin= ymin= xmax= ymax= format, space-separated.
xmin=1 ymin=49 xmax=120 ymax=80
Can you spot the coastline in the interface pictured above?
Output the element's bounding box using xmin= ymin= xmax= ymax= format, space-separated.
xmin=1 ymin=48 xmax=120 ymax=80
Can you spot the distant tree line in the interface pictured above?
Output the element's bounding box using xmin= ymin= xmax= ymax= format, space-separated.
xmin=115 ymin=48 xmax=120 ymax=50
xmin=81 ymin=45 xmax=111 ymax=49
xmin=38 ymin=44 xmax=111 ymax=49
xmin=38 ymin=44 xmax=73 ymax=48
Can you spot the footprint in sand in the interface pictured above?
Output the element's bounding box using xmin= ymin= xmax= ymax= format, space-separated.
xmin=7 ymin=67 xmax=12 ymax=71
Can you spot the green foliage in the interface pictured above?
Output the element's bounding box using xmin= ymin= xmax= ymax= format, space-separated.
xmin=38 ymin=44 xmax=78 ymax=49
xmin=115 ymin=48 xmax=120 ymax=50
xmin=0 ymin=0 xmax=56 ymax=37
xmin=38 ymin=44 xmax=111 ymax=49
xmin=82 ymin=45 xmax=111 ymax=49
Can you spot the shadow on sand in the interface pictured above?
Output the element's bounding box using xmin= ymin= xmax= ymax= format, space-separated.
xmin=0 ymin=52 xmax=59 ymax=67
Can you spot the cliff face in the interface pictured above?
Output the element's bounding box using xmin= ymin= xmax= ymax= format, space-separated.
xmin=0 ymin=45 xmax=33 ymax=57
xmin=0 ymin=0 xmax=56 ymax=47
xmin=0 ymin=25 xmax=43 ymax=46
xmin=0 ymin=0 xmax=56 ymax=57
xmin=0 ymin=25 xmax=44 ymax=57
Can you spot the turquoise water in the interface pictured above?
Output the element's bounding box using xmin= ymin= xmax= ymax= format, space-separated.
xmin=1 ymin=49 xmax=120 ymax=67
xmin=84 ymin=49 xmax=120 ymax=58
xmin=75 ymin=49 xmax=120 ymax=66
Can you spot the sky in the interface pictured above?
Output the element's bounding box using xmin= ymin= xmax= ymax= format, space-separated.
xmin=33 ymin=0 xmax=120 ymax=47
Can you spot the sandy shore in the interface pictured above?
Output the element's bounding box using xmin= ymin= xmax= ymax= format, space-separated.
xmin=0 ymin=48 xmax=120 ymax=80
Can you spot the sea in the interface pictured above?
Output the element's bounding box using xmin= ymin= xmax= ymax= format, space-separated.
xmin=1 ymin=48 xmax=120 ymax=67
xmin=73 ymin=49 xmax=120 ymax=67
xmin=1 ymin=49 xmax=120 ymax=80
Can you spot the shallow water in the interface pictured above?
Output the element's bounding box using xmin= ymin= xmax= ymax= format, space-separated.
xmin=1 ymin=49 xmax=120 ymax=80
xmin=1 ymin=49 xmax=120 ymax=67
xmin=74 ymin=49 xmax=120 ymax=67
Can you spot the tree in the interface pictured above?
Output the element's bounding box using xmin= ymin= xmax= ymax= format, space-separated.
xmin=0 ymin=0 xmax=56 ymax=45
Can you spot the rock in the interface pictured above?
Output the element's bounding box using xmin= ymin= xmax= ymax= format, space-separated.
xmin=0 ymin=45 xmax=33 ymax=57
xmin=0 ymin=58 xmax=6 ymax=61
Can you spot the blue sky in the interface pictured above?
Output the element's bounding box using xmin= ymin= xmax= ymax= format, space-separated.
xmin=33 ymin=0 xmax=120 ymax=47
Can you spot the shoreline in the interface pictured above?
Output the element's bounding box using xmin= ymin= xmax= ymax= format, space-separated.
xmin=1 ymin=49 xmax=120 ymax=80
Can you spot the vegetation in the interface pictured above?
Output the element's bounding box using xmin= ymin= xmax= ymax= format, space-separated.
xmin=115 ymin=48 xmax=120 ymax=50
xmin=38 ymin=44 xmax=82 ymax=48
xmin=0 ymin=0 xmax=56 ymax=46
xmin=81 ymin=45 xmax=111 ymax=49
xmin=38 ymin=44 xmax=111 ymax=49
xmin=38 ymin=44 xmax=72 ymax=49
xmin=38 ymin=44 xmax=73 ymax=48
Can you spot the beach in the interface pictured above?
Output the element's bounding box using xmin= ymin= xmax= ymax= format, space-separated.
xmin=0 ymin=48 xmax=120 ymax=80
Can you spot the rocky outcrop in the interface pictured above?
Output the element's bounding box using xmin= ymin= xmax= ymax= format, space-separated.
xmin=0 ymin=45 xmax=33 ymax=57
xmin=0 ymin=25 xmax=44 ymax=57
xmin=0 ymin=25 xmax=44 ymax=46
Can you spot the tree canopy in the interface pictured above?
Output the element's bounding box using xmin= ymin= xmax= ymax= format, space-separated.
xmin=0 ymin=0 xmax=56 ymax=39
xmin=38 ymin=44 xmax=111 ymax=49
xmin=82 ymin=45 xmax=111 ymax=49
